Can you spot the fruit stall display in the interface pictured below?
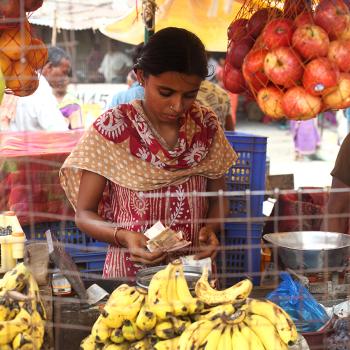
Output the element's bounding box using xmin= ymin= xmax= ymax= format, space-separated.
xmin=0 ymin=0 xmax=47 ymax=103
xmin=224 ymin=0 xmax=350 ymax=121
xmin=0 ymin=262 xmax=47 ymax=349
xmin=80 ymin=261 xmax=298 ymax=350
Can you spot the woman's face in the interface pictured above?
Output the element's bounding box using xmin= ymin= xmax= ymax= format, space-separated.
xmin=140 ymin=71 xmax=202 ymax=124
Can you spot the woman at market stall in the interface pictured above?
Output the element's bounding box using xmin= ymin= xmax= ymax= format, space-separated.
xmin=60 ymin=27 xmax=237 ymax=279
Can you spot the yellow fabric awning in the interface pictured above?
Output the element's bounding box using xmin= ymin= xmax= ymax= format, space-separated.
xmin=100 ymin=0 xmax=247 ymax=52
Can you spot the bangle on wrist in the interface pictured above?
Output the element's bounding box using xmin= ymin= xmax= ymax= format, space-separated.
xmin=113 ymin=226 xmax=123 ymax=247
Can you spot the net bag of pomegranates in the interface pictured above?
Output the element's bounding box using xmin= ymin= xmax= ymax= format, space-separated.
xmin=224 ymin=0 xmax=350 ymax=121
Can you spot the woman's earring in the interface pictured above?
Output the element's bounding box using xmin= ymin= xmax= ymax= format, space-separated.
xmin=139 ymin=81 xmax=144 ymax=86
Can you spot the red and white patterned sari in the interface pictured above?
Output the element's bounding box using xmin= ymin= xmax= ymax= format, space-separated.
xmin=60 ymin=100 xmax=236 ymax=278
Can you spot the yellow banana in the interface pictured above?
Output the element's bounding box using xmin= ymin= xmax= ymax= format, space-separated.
xmin=80 ymin=335 xmax=102 ymax=350
xmin=121 ymin=320 xmax=145 ymax=342
xmin=103 ymin=343 xmax=128 ymax=350
xmin=229 ymin=324 xmax=249 ymax=350
xmin=12 ymin=331 xmax=33 ymax=350
xmin=167 ymin=264 xmax=188 ymax=316
xmin=91 ymin=315 xmax=111 ymax=344
xmin=7 ymin=300 xmax=20 ymax=320
xmin=239 ymin=322 xmax=265 ymax=350
xmin=201 ymin=323 xmax=224 ymax=350
xmin=243 ymin=298 xmax=298 ymax=345
xmin=125 ymin=294 xmax=145 ymax=322
xmin=80 ymin=335 xmax=96 ymax=350
xmin=195 ymin=267 xmax=253 ymax=306
xmin=101 ymin=291 xmax=143 ymax=328
xmin=110 ymin=328 xmax=124 ymax=344
xmin=107 ymin=285 xmax=137 ymax=306
xmin=31 ymin=310 xmax=45 ymax=349
xmin=148 ymin=265 xmax=173 ymax=319
xmin=0 ymin=67 xmax=4 ymax=104
xmin=154 ymin=336 xmax=180 ymax=350
xmin=217 ymin=325 xmax=232 ymax=350
xmin=0 ymin=300 xmax=10 ymax=321
xmin=135 ymin=298 xmax=157 ymax=332
xmin=198 ymin=303 xmax=235 ymax=321
xmin=170 ymin=316 xmax=191 ymax=335
xmin=174 ymin=264 xmax=204 ymax=315
xmin=0 ymin=308 xmax=31 ymax=345
xmin=27 ymin=274 xmax=47 ymax=321
xmin=244 ymin=314 xmax=288 ymax=350
xmin=154 ymin=320 xmax=175 ymax=340
xmin=129 ymin=338 xmax=151 ymax=350
xmin=178 ymin=318 xmax=220 ymax=350
xmin=0 ymin=263 xmax=30 ymax=296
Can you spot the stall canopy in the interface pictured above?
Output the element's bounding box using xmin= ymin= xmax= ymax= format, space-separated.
xmin=100 ymin=0 xmax=246 ymax=52
xmin=28 ymin=0 xmax=133 ymax=30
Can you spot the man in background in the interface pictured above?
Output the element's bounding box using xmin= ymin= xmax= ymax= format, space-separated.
xmin=108 ymin=44 xmax=144 ymax=109
xmin=10 ymin=46 xmax=70 ymax=131
xmin=98 ymin=40 xmax=132 ymax=84
xmin=108 ymin=70 xmax=144 ymax=109
xmin=86 ymin=42 xmax=104 ymax=83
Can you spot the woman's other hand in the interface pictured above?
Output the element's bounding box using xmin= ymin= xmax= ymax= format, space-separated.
xmin=194 ymin=226 xmax=219 ymax=260
xmin=122 ymin=230 xmax=166 ymax=265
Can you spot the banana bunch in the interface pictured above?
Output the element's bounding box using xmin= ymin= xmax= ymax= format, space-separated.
xmin=81 ymin=261 xmax=298 ymax=350
xmin=0 ymin=262 xmax=47 ymax=349
xmin=194 ymin=266 xmax=253 ymax=306
xmin=177 ymin=298 xmax=297 ymax=350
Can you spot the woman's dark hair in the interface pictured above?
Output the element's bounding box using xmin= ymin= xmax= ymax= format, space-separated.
xmin=134 ymin=27 xmax=208 ymax=79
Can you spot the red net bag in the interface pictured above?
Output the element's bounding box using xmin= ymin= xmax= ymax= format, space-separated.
xmin=224 ymin=0 xmax=350 ymax=121
xmin=0 ymin=1 xmax=47 ymax=98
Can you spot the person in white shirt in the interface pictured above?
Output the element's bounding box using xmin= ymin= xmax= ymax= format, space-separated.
xmin=10 ymin=47 xmax=71 ymax=132
xmin=98 ymin=40 xmax=132 ymax=84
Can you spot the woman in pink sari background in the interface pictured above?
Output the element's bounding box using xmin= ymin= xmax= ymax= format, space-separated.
xmin=290 ymin=119 xmax=321 ymax=161
xmin=60 ymin=28 xmax=236 ymax=279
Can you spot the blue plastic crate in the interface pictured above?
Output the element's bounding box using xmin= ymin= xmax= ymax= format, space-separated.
xmin=73 ymin=252 xmax=106 ymax=273
xmin=23 ymin=221 xmax=107 ymax=273
xmin=217 ymin=222 xmax=263 ymax=287
xmin=224 ymin=131 xmax=267 ymax=218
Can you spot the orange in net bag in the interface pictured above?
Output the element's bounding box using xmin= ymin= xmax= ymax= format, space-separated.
xmin=25 ymin=37 xmax=48 ymax=70
xmin=0 ymin=25 xmax=31 ymax=61
xmin=224 ymin=0 xmax=350 ymax=121
xmin=5 ymin=59 xmax=39 ymax=97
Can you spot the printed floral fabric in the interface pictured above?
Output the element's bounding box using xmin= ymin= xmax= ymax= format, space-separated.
xmin=102 ymin=175 xmax=208 ymax=279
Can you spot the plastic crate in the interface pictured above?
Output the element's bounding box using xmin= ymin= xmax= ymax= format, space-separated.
xmin=224 ymin=131 xmax=267 ymax=218
xmin=23 ymin=221 xmax=107 ymax=273
xmin=217 ymin=222 xmax=263 ymax=287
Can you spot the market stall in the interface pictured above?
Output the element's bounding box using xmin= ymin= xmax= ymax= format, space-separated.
xmin=1 ymin=0 xmax=350 ymax=349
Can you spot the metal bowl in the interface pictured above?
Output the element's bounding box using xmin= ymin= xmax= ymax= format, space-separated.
xmin=136 ymin=265 xmax=204 ymax=291
xmin=263 ymin=231 xmax=350 ymax=271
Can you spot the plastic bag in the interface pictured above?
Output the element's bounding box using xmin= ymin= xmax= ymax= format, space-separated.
xmin=267 ymin=272 xmax=330 ymax=332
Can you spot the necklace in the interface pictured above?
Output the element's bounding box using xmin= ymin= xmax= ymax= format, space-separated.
xmin=138 ymin=101 xmax=180 ymax=151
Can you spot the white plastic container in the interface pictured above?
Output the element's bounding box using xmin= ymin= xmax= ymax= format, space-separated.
xmin=0 ymin=211 xmax=26 ymax=273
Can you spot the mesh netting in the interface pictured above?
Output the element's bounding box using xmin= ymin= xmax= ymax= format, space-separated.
xmin=0 ymin=6 xmax=47 ymax=98
xmin=224 ymin=0 xmax=350 ymax=121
